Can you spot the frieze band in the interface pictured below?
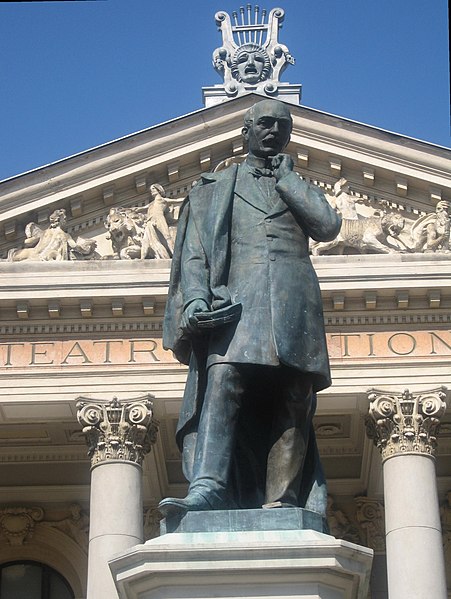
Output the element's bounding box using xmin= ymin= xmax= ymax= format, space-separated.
xmin=3 ymin=178 xmax=450 ymax=262
xmin=0 ymin=330 xmax=450 ymax=369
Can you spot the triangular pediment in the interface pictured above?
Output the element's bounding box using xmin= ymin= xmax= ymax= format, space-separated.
xmin=0 ymin=93 xmax=450 ymax=262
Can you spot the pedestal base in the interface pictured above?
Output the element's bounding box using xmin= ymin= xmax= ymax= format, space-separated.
xmin=110 ymin=510 xmax=373 ymax=599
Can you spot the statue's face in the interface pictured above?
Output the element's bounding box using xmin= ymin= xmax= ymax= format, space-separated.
xmin=245 ymin=101 xmax=292 ymax=158
xmin=50 ymin=210 xmax=67 ymax=228
xmin=236 ymin=50 xmax=266 ymax=84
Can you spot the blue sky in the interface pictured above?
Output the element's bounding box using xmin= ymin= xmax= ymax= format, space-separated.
xmin=0 ymin=0 xmax=449 ymax=181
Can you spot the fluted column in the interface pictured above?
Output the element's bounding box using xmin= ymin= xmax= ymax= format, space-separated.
xmin=366 ymin=387 xmax=448 ymax=599
xmin=77 ymin=395 xmax=159 ymax=599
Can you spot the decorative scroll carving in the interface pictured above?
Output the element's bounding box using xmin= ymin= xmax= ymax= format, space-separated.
xmin=41 ymin=504 xmax=89 ymax=552
xmin=327 ymin=496 xmax=361 ymax=543
xmin=212 ymin=6 xmax=294 ymax=99
xmin=76 ymin=395 xmax=159 ymax=467
xmin=0 ymin=507 xmax=44 ymax=545
xmin=365 ymin=387 xmax=448 ymax=461
xmin=104 ymin=184 xmax=182 ymax=260
xmin=355 ymin=497 xmax=385 ymax=552
xmin=143 ymin=506 xmax=163 ymax=541
xmin=410 ymin=200 xmax=450 ymax=253
xmin=7 ymin=209 xmax=97 ymax=262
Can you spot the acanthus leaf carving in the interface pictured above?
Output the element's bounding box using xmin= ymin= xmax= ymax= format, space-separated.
xmin=365 ymin=387 xmax=448 ymax=461
xmin=76 ymin=395 xmax=159 ymax=467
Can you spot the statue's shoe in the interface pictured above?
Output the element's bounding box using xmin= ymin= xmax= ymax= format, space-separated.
xmin=158 ymin=491 xmax=214 ymax=517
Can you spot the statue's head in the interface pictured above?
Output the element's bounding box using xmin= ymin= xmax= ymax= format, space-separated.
xmin=231 ymin=43 xmax=271 ymax=84
xmin=49 ymin=209 xmax=67 ymax=230
xmin=242 ymin=99 xmax=292 ymax=158
xmin=436 ymin=200 xmax=450 ymax=214
xmin=150 ymin=183 xmax=166 ymax=198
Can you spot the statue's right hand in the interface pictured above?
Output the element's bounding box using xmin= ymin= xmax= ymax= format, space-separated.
xmin=181 ymin=299 xmax=210 ymax=334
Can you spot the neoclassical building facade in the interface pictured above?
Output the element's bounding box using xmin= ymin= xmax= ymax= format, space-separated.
xmin=0 ymin=8 xmax=450 ymax=599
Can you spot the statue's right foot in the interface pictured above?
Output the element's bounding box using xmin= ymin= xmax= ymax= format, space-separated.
xmin=158 ymin=491 xmax=214 ymax=518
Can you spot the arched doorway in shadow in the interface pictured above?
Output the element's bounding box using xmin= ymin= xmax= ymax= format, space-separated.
xmin=0 ymin=561 xmax=74 ymax=599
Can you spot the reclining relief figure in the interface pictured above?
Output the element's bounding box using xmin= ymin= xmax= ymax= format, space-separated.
xmin=7 ymin=209 xmax=97 ymax=262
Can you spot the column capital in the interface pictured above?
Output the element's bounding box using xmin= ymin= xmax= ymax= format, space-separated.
xmin=76 ymin=395 xmax=159 ymax=467
xmin=365 ymin=387 xmax=448 ymax=461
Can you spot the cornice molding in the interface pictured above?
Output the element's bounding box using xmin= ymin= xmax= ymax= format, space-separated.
xmin=0 ymin=255 xmax=449 ymax=328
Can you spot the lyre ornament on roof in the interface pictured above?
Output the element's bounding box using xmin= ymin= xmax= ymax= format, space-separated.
xmin=203 ymin=5 xmax=301 ymax=106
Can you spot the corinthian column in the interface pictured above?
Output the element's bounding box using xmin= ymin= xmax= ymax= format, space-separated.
xmin=77 ymin=395 xmax=159 ymax=599
xmin=366 ymin=387 xmax=448 ymax=599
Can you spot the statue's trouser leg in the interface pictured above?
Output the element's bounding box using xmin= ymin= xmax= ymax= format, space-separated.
xmin=188 ymin=363 xmax=244 ymax=506
xmin=265 ymin=371 xmax=313 ymax=506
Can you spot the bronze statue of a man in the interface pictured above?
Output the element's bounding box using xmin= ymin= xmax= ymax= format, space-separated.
xmin=160 ymin=99 xmax=341 ymax=518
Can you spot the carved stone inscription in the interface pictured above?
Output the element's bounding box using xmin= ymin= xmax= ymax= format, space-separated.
xmin=0 ymin=330 xmax=449 ymax=369
xmin=328 ymin=330 xmax=451 ymax=360
xmin=0 ymin=338 xmax=177 ymax=369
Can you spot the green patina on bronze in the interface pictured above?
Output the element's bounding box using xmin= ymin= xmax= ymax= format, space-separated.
xmin=160 ymin=99 xmax=341 ymax=521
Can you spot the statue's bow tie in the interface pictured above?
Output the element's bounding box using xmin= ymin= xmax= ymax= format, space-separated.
xmin=249 ymin=166 xmax=274 ymax=178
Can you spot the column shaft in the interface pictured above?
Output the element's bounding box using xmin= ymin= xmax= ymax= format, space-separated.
xmin=384 ymin=454 xmax=446 ymax=599
xmin=87 ymin=462 xmax=143 ymax=599
xmin=365 ymin=387 xmax=448 ymax=599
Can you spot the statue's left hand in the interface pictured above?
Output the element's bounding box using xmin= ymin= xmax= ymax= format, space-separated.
xmin=181 ymin=299 xmax=210 ymax=334
xmin=271 ymin=153 xmax=294 ymax=181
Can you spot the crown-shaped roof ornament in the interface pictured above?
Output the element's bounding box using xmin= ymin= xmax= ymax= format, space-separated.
xmin=203 ymin=5 xmax=301 ymax=106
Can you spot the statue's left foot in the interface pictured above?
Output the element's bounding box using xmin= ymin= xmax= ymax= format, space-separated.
xmin=158 ymin=491 xmax=214 ymax=517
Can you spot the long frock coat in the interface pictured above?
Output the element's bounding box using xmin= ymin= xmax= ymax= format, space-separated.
xmin=163 ymin=162 xmax=341 ymax=448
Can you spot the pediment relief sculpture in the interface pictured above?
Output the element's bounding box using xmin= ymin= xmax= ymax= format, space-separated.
xmin=311 ymin=179 xmax=450 ymax=256
xmin=4 ymin=180 xmax=449 ymax=262
xmin=7 ymin=209 xmax=98 ymax=262
xmin=410 ymin=200 xmax=450 ymax=253
xmin=104 ymin=184 xmax=182 ymax=260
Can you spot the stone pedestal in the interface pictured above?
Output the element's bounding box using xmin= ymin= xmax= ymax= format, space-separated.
xmin=77 ymin=395 xmax=159 ymax=599
xmin=110 ymin=509 xmax=373 ymax=599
